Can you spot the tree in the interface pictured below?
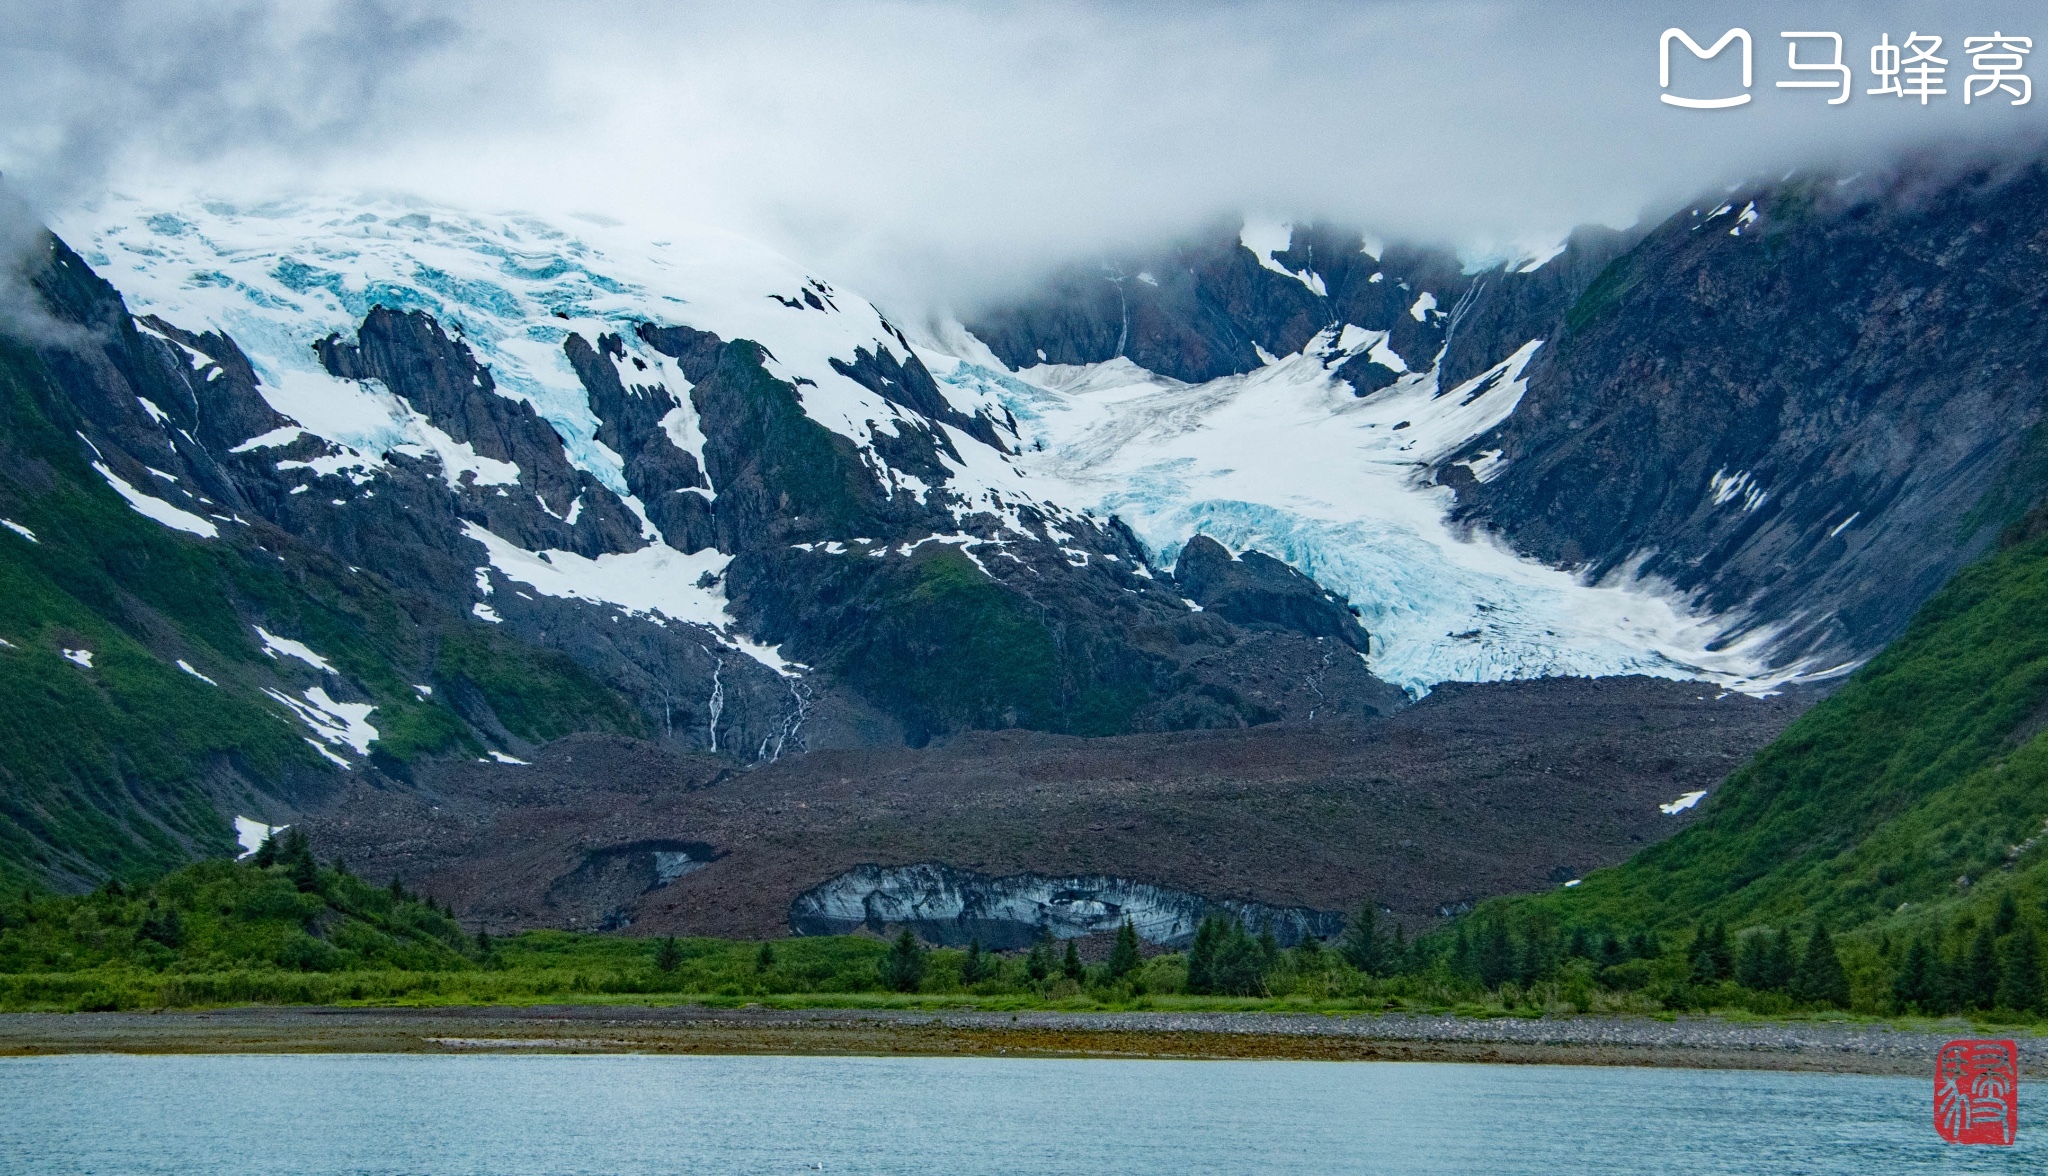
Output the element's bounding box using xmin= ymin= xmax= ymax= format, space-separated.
xmin=1256 ymin=927 xmax=1279 ymax=975
xmin=1449 ymin=925 xmax=1472 ymax=979
xmin=1186 ymin=917 xmax=1221 ymax=993
xmin=138 ymin=903 xmax=182 ymax=949
xmin=1026 ymin=930 xmax=1056 ymax=982
xmin=756 ymin=942 xmax=777 ymax=973
xmin=253 ymin=833 xmax=280 ymax=868
xmin=1689 ymin=922 xmax=1731 ymax=983
xmin=1062 ymin=940 xmax=1084 ymax=983
xmin=1628 ymin=929 xmax=1658 ymax=960
xmin=1475 ymin=918 xmax=1515 ymax=989
xmin=1892 ymin=936 xmax=1938 ymax=1013
xmin=1739 ymin=928 xmax=1794 ymax=992
xmin=475 ymin=928 xmax=492 ymax=957
xmin=1293 ymin=930 xmax=1324 ymax=973
xmin=1994 ymin=892 xmax=2020 ymax=937
xmin=1598 ymin=934 xmax=1624 ymax=969
xmin=654 ymin=936 xmax=683 ymax=973
xmin=1107 ymin=921 xmax=1141 ymax=981
xmin=284 ymin=835 xmax=319 ymax=897
xmin=1565 ymin=927 xmax=1590 ymax=960
xmin=1210 ymin=921 xmax=1268 ymax=997
xmin=1998 ymin=926 xmax=2043 ymax=1015
xmin=1340 ymin=905 xmax=1385 ymax=975
xmin=1793 ymin=926 xmax=1850 ymax=1008
xmin=1966 ymin=923 xmax=2001 ymax=1010
xmin=878 ymin=929 xmax=927 ymax=993
xmin=960 ymin=938 xmax=988 ymax=985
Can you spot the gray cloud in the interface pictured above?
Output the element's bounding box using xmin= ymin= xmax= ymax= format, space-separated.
xmin=2 ymin=0 xmax=2045 ymax=314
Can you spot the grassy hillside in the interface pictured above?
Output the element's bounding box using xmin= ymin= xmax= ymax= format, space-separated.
xmin=0 ymin=329 xmax=641 ymax=893
xmin=1449 ymin=511 xmax=2048 ymax=1014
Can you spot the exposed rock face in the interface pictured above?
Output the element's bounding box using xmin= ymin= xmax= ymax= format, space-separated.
xmin=1451 ymin=168 xmax=2048 ymax=668
xmin=1173 ymin=534 xmax=1369 ymax=653
xmin=789 ymin=862 xmax=1344 ymax=948
xmin=963 ymin=221 xmax=1630 ymax=396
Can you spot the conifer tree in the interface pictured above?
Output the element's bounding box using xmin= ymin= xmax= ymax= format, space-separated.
xmin=1449 ymin=924 xmax=1472 ymax=980
xmin=879 ymin=928 xmax=927 ymax=992
xmin=1256 ymin=927 xmax=1279 ymax=974
xmin=1793 ymin=925 xmax=1850 ymax=1008
xmin=1892 ymin=936 xmax=1937 ymax=1013
xmin=1690 ymin=922 xmax=1731 ymax=983
xmin=1185 ymin=916 xmax=1221 ymax=994
xmin=1475 ymin=918 xmax=1514 ymax=989
xmin=1107 ymin=921 xmax=1141 ymax=981
xmin=285 ymin=828 xmax=319 ymax=893
xmin=1966 ymin=923 xmax=2001 ymax=1010
xmin=1629 ymin=929 xmax=1657 ymax=960
xmin=1998 ymin=926 xmax=2044 ymax=1014
xmin=1763 ymin=928 xmax=1796 ymax=992
xmin=1340 ymin=905 xmax=1384 ymax=975
xmin=1598 ymin=934 xmax=1624 ymax=968
xmin=654 ymin=935 xmax=683 ymax=973
xmin=1388 ymin=923 xmax=1408 ymax=975
xmin=1062 ymin=939 xmax=1084 ymax=982
xmin=253 ymin=832 xmax=280 ymax=868
xmin=1736 ymin=930 xmax=1769 ymax=990
xmin=1994 ymin=892 xmax=2019 ymax=937
xmin=1026 ymin=929 xmax=1056 ymax=983
xmin=756 ymin=942 xmax=777 ymax=973
xmin=959 ymin=938 xmax=986 ymax=984
xmin=1566 ymin=927 xmax=1590 ymax=959
xmin=1211 ymin=920 xmax=1267 ymax=996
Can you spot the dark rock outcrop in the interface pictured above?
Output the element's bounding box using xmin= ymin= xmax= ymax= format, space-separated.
xmin=1174 ymin=534 xmax=1369 ymax=653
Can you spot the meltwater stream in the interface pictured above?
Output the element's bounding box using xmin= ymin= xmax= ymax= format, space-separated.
xmin=0 ymin=1054 xmax=2039 ymax=1174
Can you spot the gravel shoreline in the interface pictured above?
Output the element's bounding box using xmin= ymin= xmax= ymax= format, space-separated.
xmin=1 ymin=1005 xmax=2036 ymax=1076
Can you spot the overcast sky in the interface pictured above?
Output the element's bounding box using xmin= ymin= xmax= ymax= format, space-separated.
xmin=3 ymin=0 xmax=2044 ymax=310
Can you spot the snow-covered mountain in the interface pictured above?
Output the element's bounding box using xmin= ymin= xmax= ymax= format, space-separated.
xmin=53 ymin=192 xmax=1814 ymax=723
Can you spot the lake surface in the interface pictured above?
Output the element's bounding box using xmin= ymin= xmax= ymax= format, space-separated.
xmin=0 ymin=1054 xmax=2038 ymax=1174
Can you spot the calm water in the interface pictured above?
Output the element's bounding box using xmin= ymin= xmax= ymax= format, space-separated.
xmin=0 ymin=1054 xmax=2039 ymax=1174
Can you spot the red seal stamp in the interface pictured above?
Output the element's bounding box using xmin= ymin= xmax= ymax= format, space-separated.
xmin=1934 ymin=1039 xmax=2018 ymax=1145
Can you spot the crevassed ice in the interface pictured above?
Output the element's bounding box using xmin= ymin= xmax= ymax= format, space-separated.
xmin=925 ymin=324 xmax=1819 ymax=697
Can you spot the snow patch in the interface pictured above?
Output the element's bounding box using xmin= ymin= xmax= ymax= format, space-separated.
xmin=176 ymin=659 xmax=218 ymax=686
xmin=265 ymin=686 xmax=377 ymax=756
xmin=463 ymin=521 xmax=791 ymax=671
xmin=230 ymin=426 xmax=305 ymax=452
xmin=487 ymin=751 xmax=530 ymax=765
xmin=1238 ymin=217 xmax=1327 ymax=295
xmin=1660 ymin=790 xmax=1708 ymax=815
xmin=0 ymin=519 xmax=35 ymax=543
xmin=1408 ymin=292 xmax=1438 ymax=322
xmin=255 ymin=626 xmax=336 ymax=673
xmin=93 ymin=462 xmax=218 ymax=538
xmin=234 ymin=816 xmax=287 ymax=858
xmin=62 ymin=648 xmax=93 ymax=668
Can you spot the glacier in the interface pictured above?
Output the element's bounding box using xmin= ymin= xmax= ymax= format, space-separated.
xmin=920 ymin=325 xmax=1818 ymax=697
